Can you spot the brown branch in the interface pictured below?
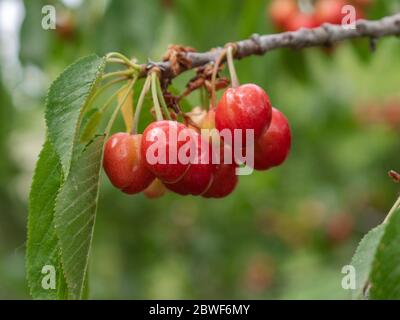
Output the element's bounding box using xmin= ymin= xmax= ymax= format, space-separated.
xmin=140 ymin=13 xmax=400 ymax=81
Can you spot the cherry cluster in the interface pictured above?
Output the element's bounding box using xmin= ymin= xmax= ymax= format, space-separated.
xmin=103 ymin=83 xmax=291 ymax=199
xmin=268 ymin=0 xmax=372 ymax=32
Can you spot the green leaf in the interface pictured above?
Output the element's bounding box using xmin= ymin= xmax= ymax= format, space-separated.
xmin=370 ymin=209 xmax=400 ymax=299
xmin=80 ymin=109 xmax=103 ymax=143
xmin=350 ymin=224 xmax=385 ymax=300
xmin=26 ymin=138 xmax=68 ymax=299
xmin=45 ymin=54 xmax=106 ymax=176
xmin=54 ymin=135 xmax=105 ymax=299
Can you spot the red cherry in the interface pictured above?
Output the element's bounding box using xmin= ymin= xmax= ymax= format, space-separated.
xmin=103 ymin=133 xmax=155 ymax=194
xmin=203 ymin=144 xmax=238 ymax=198
xmin=203 ymin=163 xmax=237 ymax=198
xmin=215 ymin=84 xmax=272 ymax=145
xmin=268 ymin=0 xmax=298 ymax=30
xmin=165 ymin=132 xmax=214 ymax=196
xmin=284 ymin=12 xmax=318 ymax=31
xmin=141 ymin=120 xmax=192 ymax=183
xmin=314 ymin=0 xmax=346 ymax=25
xmin=253 ymin=108 xmax=291 ymax=171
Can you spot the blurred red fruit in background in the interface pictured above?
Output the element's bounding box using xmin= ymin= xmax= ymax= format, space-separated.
xmin=269 ymin=0 xmax=298 ymax=30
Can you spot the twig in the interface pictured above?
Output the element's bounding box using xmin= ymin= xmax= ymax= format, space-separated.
xmin=138 ymin=13 xmax=400 ymax=81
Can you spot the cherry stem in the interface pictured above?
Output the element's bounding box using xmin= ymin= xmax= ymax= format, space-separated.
xmin=107 ymin=58 xmax=130 ymax=66
xmin=132 ymin=75 xmax=151 ymax=134
xmin=105 ymin=77 xmax=137 ymax=136
xmin=98 ymin=83 xmax=130 ymax=114
xmin=210 ymin=48 xmax=227 ymax=109
xmin=226 ymin=46 xmax=239 ymax=88
xmin=151 ymin=71 xmax=164 ymax=121
xmin=102 ymin=69 xmax=135 ymax=80
xmin=383 ymin=195 xmax=400 ymax=224
xmin=155 ymin=76 xmax=172 ymax=120
xmin=200 ymin=87 xmax=209 ymax=109
xmin=86 ymin=77 xmax=127 ymax=111
xmin=106 ymin=52 xmax=140 ymax=70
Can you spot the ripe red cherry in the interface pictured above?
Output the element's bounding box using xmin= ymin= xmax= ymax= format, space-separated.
xmin=268 ymin=0 xmax=298 ymax=30
xmin=165 ymin=133 xmax=214 ymax=196
xmin=203 ymin=144 xmax=238 ymax=198
xmin=141 ymin=120 xmax=192 ymax=183
xmin=285 ymin=12 xmax=318 ymax=31
xmin=103 ymin=133 xmax=155 ymax=194
xmin=215 ymin=84 xmax=272 ymax=145
xmin=314 ymin=0 xmax=346 ymax=25
xmin=253 ymin=108 xmax=291 ymax=171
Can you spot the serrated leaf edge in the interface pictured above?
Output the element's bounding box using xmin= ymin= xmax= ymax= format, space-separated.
xmin=350 ymin=223 xmax=386 ymax=300
xmin=26 ymin=137 xmax=67 ymax=299
xmin=44 ymin=54 xmax=106 ymax=178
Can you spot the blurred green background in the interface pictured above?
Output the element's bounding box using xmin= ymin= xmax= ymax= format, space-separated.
xmin=0 ymin=0 xmax=399 ymax=299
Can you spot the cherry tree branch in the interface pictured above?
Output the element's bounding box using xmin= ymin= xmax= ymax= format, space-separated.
xmin=140 ymin=13 xmax=400 ymax=81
